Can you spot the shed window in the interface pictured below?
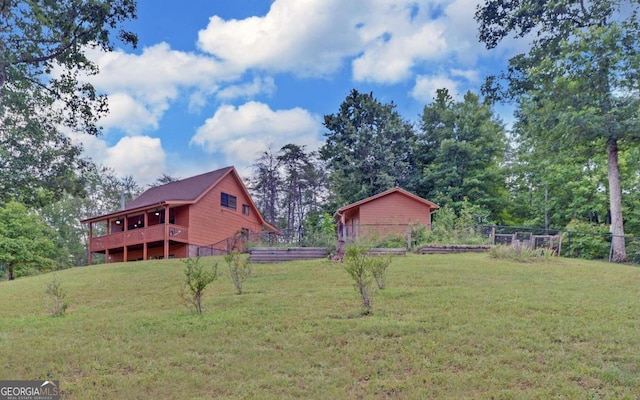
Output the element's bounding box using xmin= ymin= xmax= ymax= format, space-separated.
xmin=242 ymin=204 xmax=250 ymax=215
xmin=221 ymin=192 xmax=237 ymax=209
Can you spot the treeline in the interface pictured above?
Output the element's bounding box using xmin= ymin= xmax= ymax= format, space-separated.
xmin=248 ymin=89 xmax=640 ymax=239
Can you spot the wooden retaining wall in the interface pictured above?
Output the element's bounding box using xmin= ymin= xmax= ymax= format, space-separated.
xmin=416 ymin=244 xmax=492 ymax=254
xmin=367 ymin=248 xmax=406 ymax=256
xmin=249 ymin=247 xmax=329 ymax=263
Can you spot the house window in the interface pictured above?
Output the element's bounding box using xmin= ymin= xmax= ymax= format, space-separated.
xmin=242 ymin=204 xmax=250 ymax=215
xmin=221 ymin=192 xmax=237 ymax=209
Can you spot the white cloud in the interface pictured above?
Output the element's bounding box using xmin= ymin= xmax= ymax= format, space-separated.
xmin=105 ymin=136 xmax=166 ymax=183
xmin=410 ymin=74 xmax=461 ymax=102
xmin=216 ymin=76 xmax=276 ymax=101
xmin=100 ymin=92 xmax=163 ymax=134
xmin=195 ymin=0 xmax=499 ymax=83
xmin=66 ymin=130 xmax=166 ymax=185
xmin=190 ymin=101 xmax=322 ymax=166
xmin=197 ymin=1 xmax=365 ymax=77
xmin=84 ymin=43 xmax=238 ymax=133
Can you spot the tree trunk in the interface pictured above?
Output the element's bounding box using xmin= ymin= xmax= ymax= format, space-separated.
xmin=607 ymin=139 xmax=627 ymax=262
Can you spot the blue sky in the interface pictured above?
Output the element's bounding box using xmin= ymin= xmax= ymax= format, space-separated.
xmin=70 ymin=0 xmax=524 ymax=185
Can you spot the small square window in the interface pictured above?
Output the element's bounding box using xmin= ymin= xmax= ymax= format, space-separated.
xmin=221 ymin=192 xmax=237 ymax=209
xmin=242 ymin=204 xmax=250 ymax=215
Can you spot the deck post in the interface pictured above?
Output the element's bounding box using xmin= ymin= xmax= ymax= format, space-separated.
xmin=164 ymin=206 xmax=169 ymax=260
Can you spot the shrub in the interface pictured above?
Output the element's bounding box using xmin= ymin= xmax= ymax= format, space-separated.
xmin=343 ymin=244 xmax=394 ymax=313
xmin=225 ymin=251 xmax=252 ymax=295
xmin=563 ymin=220 xmax=610 ymax=259
xmin=179 ymin=257 xmax=218 ymax=314
xmin=344 ymin=244 xmax=376 ymax=314
xmin=489 ymin=244 xmax=556 ymax=263
xmin=370 ymin=254 xmax=393 ymax=290
xmin=45 ymin=275 xmax=68 ymax=317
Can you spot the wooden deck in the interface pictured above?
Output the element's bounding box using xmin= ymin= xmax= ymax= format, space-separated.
xmin=89 ymin=224 xmax=189 ymax=252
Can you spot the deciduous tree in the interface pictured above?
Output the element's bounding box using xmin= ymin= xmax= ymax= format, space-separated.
xmin=416 ymin=89 xmax=507 ymax=222
xmin=0 ymin=201 xmax=57 ymax=280
xmin=0 ymin=0 xmax=137 ymax=207
xmin=476 ymin=0 xmax=640 ymax=261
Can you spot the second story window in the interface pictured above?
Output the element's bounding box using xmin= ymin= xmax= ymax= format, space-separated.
xmin=221 ymin=192 xmax=237 ymax=210
xmin=242 ymin=204 xmax=250 ymax=215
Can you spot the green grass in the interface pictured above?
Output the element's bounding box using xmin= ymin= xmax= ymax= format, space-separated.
xmin=1 ymin=254 xmax=640 ymax=399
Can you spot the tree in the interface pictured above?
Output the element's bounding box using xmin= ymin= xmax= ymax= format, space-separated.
xmin=509 ymin=99 xmax=611 ymax=229
xmin=249 ymin=146 xmax=282 ymax=226
xmin=416 ymin=89 xmax=508 ymax=222
xmin=320 ymin=89 xmax=417 ymax=208
xmin=152 ymin=173 xmax=180 ymax=187
xmin=0 ymin=0 xmax=137 ymax=207
xmin=476 ymin=0 xmax=640 ymax=261
xmin=0 ymin=201 xmax=57 ymax=280
xmin=179 ymin=257 xmax=218 ymax=315
xmin=40 ymin=164 xmax=142 ymax=266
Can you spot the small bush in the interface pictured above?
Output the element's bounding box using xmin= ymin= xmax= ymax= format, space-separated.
xmin=344 ymin=244 xmax=377 ymax=314
xmin=45 ymin=275 xmax=68 ymax=317
xmin=179 ymin=257 xmax=218 ymax=315
xmin=343 ymin=244 xmax=393 ymax=313
xmin=225 ymin=251 xmax=252 ymax=295
xmin=370 ymin=255 xmax=393 ymax=289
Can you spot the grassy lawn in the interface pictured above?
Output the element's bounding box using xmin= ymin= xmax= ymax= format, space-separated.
xmin=1 ymin=253 xmax=640 ymax=399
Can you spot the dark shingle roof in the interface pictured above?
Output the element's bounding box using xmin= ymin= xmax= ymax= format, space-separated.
xmin=124 ymin=166 xmax=232 ymax=210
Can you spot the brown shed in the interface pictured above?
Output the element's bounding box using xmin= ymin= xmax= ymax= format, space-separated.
xmin=334 ymin=187 xmax=438 ymax=241
xmin=82 ymin=166 xmax=277 ymax=264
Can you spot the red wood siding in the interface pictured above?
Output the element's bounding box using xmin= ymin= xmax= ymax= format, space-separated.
xmin=359 ymin=192 xmax=433 ymax=226
xmin=188 ymin=173 xmax=263 ymax=246
xmin=343 ymin=192 xmax=434 ymax=239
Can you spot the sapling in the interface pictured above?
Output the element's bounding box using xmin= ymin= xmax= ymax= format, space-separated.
xmin=344 ymin=244 xmax=376 ymax=314
xmin=225 ymin=251 xmax=251 ymax=295
xmin=45 ymin=275 xmax=68 ymax=317
xmin=179 ymin=257 xmax=218 ymax=314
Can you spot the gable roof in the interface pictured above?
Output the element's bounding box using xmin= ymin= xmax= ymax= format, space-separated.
xmin=124 ymin=167 xmax=232 ymax=210
xmin=82 ymin=166 xmax=278 ymax=232
xmin=334 ymin=187 xmax=438 ymax=218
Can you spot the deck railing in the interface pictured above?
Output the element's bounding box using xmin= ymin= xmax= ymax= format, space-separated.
xmin=90 ymin=224 xmax=188 ymax=252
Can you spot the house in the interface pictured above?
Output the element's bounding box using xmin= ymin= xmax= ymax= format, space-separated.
xmin=334 ymin=187 xmax=438 ymax=242
xmin=82 ymin=166 xmax=278 ymax=264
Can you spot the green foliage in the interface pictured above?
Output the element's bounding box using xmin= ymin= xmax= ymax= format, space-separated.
xmin=489 ymin=245 xmax=555 ymax=263
xmin=343 ymin=244 xmax=393 ymax=313
xmin=225 ymin=251 xmax=252 ymax=295
xmin=0 ymin=201 xmax=58 ymax=280
xmin=45 ymin=275 xmax=69 ymax=317
xmin=416 ymin=89 xmax=508 ymax=222
xmin=298 ymin=212 xmax=337 ymax=250
xmin=343 ymin=244 xmax=376 ymax=314
xmin=410 ymin=224 xmax=428 ymax=248
xmin=0 ymin=1 xmax=137 ymax=208
xmin=563 ymin=220 xmax=611 ymax=260
xmin=370 ymin=255 xmax=393 ymax=290
xmin=425 ymin=201 xmax=491 ymax=246
xmin=320 ymin=89 xmax=418 ymax=207
xmin=476 ymin=0 xmax=640 ymax=262
xmin=179 ymin=258 xmax=218 ymax=314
